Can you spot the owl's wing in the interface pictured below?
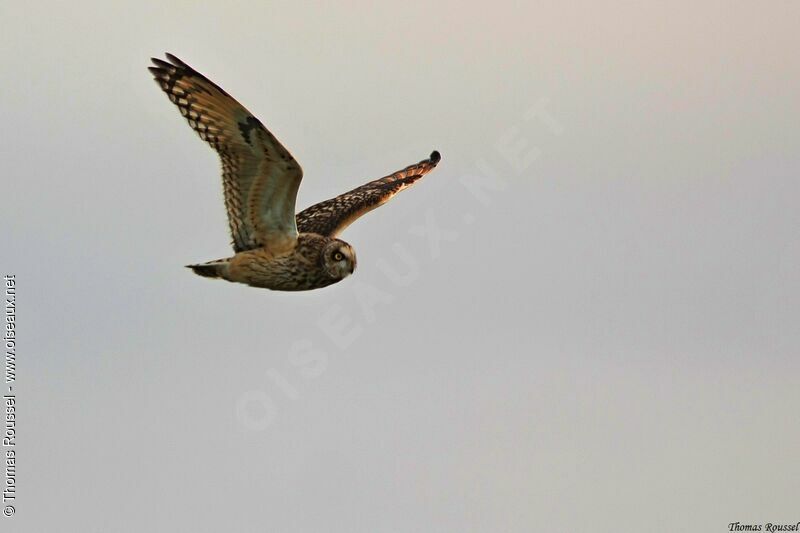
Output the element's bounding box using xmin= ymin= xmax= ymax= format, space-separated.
xmin=149 ymin=54 xmax=303 ymax=253
xmin=296 ymin=151 xmax=441 ymax=237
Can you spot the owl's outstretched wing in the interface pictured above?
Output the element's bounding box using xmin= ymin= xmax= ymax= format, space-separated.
xmin=149 ymin=54 xmax=303 ymax=253
xmin=296 ymin=151 xmax=441 ymax=238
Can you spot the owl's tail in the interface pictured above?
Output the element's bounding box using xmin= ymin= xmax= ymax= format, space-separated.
xmin=186 ymin=258 xmax=230 ymax=279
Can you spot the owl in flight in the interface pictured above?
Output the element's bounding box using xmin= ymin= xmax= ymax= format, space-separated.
xmin=148 ymin=54 xmax=441 ymax=291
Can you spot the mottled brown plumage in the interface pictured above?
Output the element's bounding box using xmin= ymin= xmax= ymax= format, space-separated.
xmin=296 ymin=151 xmax=441 ymax=237
xmin=149 ymin=54 xmax=441 ymax=291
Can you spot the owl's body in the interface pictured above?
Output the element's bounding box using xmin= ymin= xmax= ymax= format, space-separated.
xmin=190 ymin=234 xmax=355 ymax=291
xmin=148 ymin=54 xmax=441 ymax=291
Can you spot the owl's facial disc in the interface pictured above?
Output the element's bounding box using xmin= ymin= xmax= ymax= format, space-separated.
xmin=324 ymin=240 xmax=356 ymax=279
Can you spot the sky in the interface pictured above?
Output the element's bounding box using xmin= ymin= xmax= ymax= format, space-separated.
xmin=1 ymin=1 xmax=799 ymax=532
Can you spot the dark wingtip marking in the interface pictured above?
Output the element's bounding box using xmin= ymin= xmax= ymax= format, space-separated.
xmin=430 ymin=150 xmax=441 ymax=164
xmin=150 ymin=58 xmax=173 ymax=70
xmin=165 ymin=53 xmax=188 ymax=68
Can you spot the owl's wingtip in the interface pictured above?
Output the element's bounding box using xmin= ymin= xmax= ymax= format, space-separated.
xmin=164 ymin=52 xmax=187 ymax=66
xmin=430 ymin=150 xmax=441 ymax=164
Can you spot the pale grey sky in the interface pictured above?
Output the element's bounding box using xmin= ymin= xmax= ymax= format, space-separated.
xmin=2 ymin=2 xmax=799 ymax=532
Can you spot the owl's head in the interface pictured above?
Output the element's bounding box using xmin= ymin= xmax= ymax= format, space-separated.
xmin=322 ymin=239 xmax=357 ymax=280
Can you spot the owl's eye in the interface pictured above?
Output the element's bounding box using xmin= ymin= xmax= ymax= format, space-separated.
xmin=333 ymin=251 xmax=344 ymax=261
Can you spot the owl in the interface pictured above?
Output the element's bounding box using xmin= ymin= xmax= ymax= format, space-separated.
xmin=148 ymin=54 xmax=441 ymax=291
